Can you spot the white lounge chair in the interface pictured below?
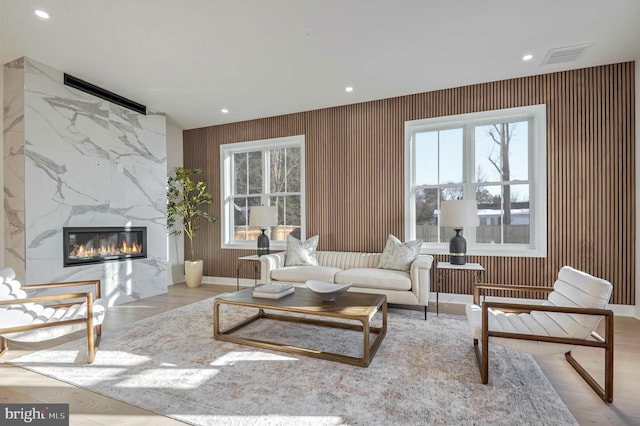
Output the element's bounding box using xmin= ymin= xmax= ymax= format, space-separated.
xmin=0 ymin=267 xmax=107 ymax=363
xmin=466 ymin=266 xmax=614 ymax=402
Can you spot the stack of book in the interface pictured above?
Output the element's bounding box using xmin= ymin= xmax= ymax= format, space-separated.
xmin=252 ymin=283 xmax=295 ymax=299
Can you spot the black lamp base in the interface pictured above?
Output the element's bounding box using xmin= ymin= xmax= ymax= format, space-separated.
xmin=257 ymin=229 xmax=270 ymax=257
xmin=449 ymin=228 xmax=467 ymax=265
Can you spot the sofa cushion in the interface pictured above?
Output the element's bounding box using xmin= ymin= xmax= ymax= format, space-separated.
xmin=334 ymin=268 xmax=411 ymax=291
xmin=317 ymin=251 xmax=381 ymax=269
xmin=377 ymin=234 xmax=422 ymax=272
xmin=271 ymin=266 xmax=341 ymax=283
xmin=0 ymin=279 xmax=27 ymax=301
xmin=284 ymin=235 xmax=319 ymax=266
xmin=465 ymin=303 xmax=575 ymax=355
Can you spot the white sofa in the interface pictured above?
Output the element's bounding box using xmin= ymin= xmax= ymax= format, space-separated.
xmin=259 ymin=251 xmax=434 ymax=318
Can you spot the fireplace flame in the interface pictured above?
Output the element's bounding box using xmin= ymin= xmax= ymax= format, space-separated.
xmin=70 ymin=242 xmax=142 ymax=259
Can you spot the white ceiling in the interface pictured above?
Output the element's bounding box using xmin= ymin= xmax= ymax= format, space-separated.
xmin=2 ymin=0 xmax=640 ymax=130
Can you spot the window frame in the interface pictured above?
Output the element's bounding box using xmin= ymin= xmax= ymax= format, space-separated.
xmin=404 ymin=105 xmax=547 ymax=257
xmin=220 ymin=135 xmax=306 ymax=250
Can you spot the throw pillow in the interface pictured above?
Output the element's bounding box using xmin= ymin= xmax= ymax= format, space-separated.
xmin=377 ymin=234 xmax=423 ymax=272
xmin=284 ymin=235 xmax=320 ymax=266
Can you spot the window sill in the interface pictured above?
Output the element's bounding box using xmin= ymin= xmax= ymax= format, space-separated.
xmin=222 ymin=241 xmax=288 ymax=251
xmin=421 ymin=245 xmax=546 ymax=258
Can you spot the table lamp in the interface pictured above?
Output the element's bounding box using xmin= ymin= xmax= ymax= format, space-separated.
xmin=439 ymin=199 xmax=479 ymax=265
xmin=249 ymin=206 xmax=278 ymax=256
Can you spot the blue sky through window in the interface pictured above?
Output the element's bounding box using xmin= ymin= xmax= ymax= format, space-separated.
xmin=415 ymin=121 xmax=529 ymax=202
xmin=415 ymin=128 xmax=463 ymax=186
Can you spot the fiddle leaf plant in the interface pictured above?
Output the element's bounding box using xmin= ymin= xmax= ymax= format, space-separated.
xmin=167 ymin=167 xmax=216 ymax=261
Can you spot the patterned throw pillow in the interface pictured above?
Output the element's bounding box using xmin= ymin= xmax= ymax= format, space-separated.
xmin=377 ymin=234 xmax=423 ymax=272
xmin=284 ymin=235 xmax=320 ymax=266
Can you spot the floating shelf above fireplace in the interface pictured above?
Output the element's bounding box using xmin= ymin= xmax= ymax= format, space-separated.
xmin=63 ymin=226 xmax=147 ymax=267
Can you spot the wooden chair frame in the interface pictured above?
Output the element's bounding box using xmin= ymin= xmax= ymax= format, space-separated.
xmin=471 ymin=283 xmax=614 ymax=403
xmin=0 ymin=279 xmax=102 ymax=363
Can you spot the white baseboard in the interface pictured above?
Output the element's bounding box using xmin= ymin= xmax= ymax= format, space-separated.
xmin=201 ymin=276 xmax=258 ymax=288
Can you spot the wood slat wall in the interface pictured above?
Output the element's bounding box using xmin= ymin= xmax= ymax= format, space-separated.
xmin=184 ymin=62 xmax=635 ymax=305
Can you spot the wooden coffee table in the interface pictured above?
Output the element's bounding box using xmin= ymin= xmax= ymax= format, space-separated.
xmin=213 ymin=287 xmax=387 ymax=367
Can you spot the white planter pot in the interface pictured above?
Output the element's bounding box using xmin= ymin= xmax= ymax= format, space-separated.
xmin=185 ymin=260 xmax=204 ymax=288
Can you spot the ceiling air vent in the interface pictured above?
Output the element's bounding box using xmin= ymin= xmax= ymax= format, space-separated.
xmin=541 ymin=43 xmax=591 ymax=66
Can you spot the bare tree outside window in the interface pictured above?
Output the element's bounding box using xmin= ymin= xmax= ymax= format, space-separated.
xmin=230 ymin=146 xmax=302 ymax=242
xmin=413 ymin=128 xmax=465 ymax=243
xmin=475 ymin=121 xmax=530 ymax=244
xmin=487 ymin=123 xmax=513 ymax=224
xmin=407 ymin=105 xmax=546 ymax=254
xmin=270 ymin=147 xmax=301 ymax=239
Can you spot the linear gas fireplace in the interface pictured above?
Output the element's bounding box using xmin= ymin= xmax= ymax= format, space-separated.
xmin=63 ymin=226 xmax=147 ymax=267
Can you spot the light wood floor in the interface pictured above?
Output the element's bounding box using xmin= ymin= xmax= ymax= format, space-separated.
xmin=1 ymin=284 xmax=638 ymax=425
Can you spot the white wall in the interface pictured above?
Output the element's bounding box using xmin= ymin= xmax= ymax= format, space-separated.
xmin=166 ymin=124 xmax=184 ymax=285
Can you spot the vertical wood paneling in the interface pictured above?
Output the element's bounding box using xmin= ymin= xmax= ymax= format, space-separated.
xmin=184 ymin=62 xmax=635 ymax=305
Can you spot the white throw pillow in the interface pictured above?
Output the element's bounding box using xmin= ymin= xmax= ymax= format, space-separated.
xmin=284 ymin=235 xmax=320 ymax=266
xmin=377 ymin=234 xmax=422 ymax=272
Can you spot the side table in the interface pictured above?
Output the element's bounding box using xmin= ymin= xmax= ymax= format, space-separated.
xmin=236 ymin=255 xmax=261 ymax=291
xmin=435 ymin=261 xmax=485 ymax=316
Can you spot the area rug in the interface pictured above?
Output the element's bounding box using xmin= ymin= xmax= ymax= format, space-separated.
xmin=11 ymin=297 xmax=577 ymax=425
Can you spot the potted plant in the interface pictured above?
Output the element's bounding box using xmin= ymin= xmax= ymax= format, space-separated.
xmin=167 ymin=167 xmax=216 ymax=288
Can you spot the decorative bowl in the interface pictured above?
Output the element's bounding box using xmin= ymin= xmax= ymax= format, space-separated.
xmin=305 ymin=280 xmax=352 ymax=302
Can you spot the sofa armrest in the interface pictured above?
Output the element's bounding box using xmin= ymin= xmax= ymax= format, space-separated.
xmin=259 ymin=252 xmax=287 ymax=284
xmin=411 ymin=255 xmax=433 ymax=271
xmin=410 ymin=255 xmax=434 ymax=305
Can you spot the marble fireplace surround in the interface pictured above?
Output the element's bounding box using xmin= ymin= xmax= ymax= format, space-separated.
xmin=3 ymin=57 xmax=168 ymax=306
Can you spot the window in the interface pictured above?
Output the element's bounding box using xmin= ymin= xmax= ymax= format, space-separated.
xmin=404 ymin=105 xmax=547 ymax=257
xmin=221 ymin=135 xmax=305 ymax=249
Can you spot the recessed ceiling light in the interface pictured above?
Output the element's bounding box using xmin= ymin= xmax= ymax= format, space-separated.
xmin=34 ymin=9 xmax=50 ymax=19
xmin=522 ymin=54 xmax=533 ymax=61
xmin=345 ymin=86 xmax=353 ymax=92
xmin=221 ymin=108 xmax=229 ymax=114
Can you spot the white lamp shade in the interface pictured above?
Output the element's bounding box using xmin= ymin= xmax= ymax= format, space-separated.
xmin=439 ymin=200 xmax=479 ymax=228
xmin=249 ymin=206 xmax=278 ymax=228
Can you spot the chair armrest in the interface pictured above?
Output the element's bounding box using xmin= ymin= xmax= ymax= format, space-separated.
xmin=482 ymin=300 xmax=613 ymax=316
xmin=0 ymin=292 xmax=97 ymax=335
xmin=259 ymin=252 xmax=287 ymax=284
xmin=0 ymin=291 xmax=93 ymax=307
xmin=480 ymin=301 xmax=614 ymax=348
xmin=472 ymin=282 xmax=554 ymax=305
xmin=22 ymin=279 xmax=102 ymax=300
